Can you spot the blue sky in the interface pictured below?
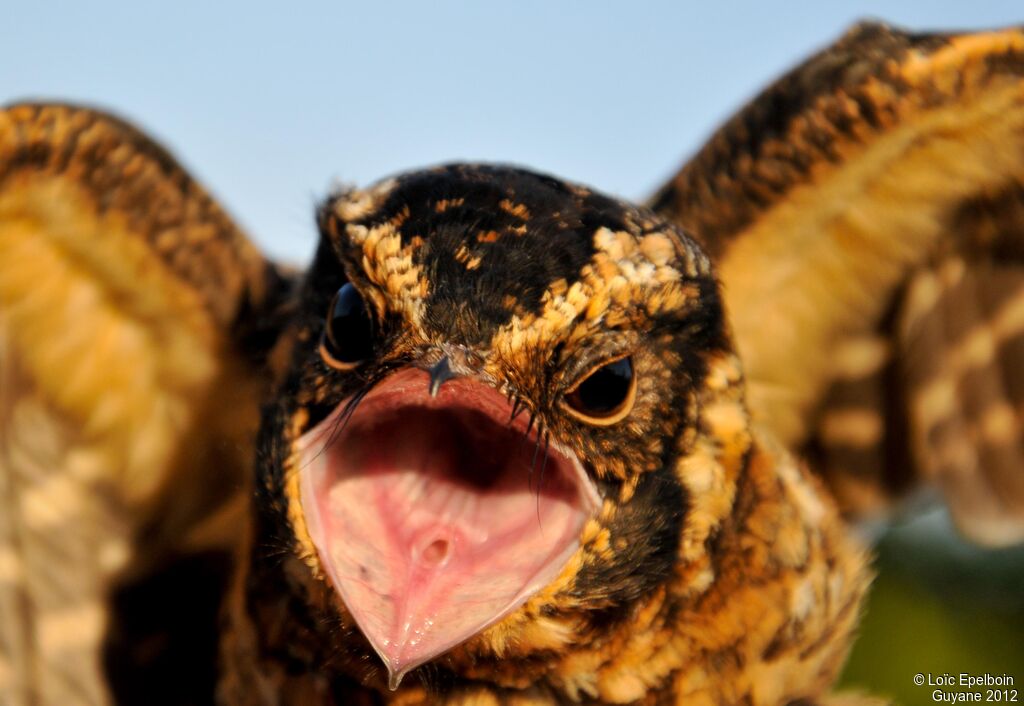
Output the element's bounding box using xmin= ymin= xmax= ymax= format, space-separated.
xmin=2 ymin=2 xmax=1021 ymax=260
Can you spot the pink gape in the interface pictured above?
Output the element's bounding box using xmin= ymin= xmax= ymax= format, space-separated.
xmin=298 ymin=368 xmax=600 ymax=688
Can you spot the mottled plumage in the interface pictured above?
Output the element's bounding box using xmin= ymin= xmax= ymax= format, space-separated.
xmin=0 ymin=19 xmax=1022 ymax=706
xmin=212 ymin=165 xmax=867 ymax=705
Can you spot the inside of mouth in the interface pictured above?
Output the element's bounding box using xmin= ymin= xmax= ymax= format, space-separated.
xmin=343 ymin=403 xmax=573 ymax=489
xmin=298 ymin=370 xmax=597 ymax=682
xmin=315 ymin=403 xmax=582 ymax=580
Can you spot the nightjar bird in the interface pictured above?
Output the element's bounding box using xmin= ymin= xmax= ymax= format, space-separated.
xmin=1 ymin=20 xmax=1023 ymax=706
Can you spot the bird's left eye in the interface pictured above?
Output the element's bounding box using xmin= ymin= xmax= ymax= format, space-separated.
xmin=320 ymin=283 xmax=375 ymax=370
xmin=562 ymin=356 xmax=636 ymax=425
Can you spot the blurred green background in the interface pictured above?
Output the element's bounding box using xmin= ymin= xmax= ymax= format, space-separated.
xmin=840 ymin=511 xmax=1024 ymax=705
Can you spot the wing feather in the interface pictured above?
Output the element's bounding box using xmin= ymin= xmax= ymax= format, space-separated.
xmin=649 ymin=22 xmax=1024 ymax=544
xmin=0 ymin=103 xmax=292 ymax=704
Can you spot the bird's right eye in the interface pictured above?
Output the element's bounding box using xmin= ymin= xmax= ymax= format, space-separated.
xmin=320 ymin=283 xmax=375 ymax=370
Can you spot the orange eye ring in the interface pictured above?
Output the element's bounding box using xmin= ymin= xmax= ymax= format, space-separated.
xmin=319 ymin=339 xmax=363 ymax=371
xmin=561 ymin=355 xmax=636 ymax=425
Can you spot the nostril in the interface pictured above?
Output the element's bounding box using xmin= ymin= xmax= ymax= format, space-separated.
xmin=420 ymin=538 xmax=451 ymax=566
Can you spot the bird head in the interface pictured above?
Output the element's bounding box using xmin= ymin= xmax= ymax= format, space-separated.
xmin=255 ymin=164 xmax=753 ymax=697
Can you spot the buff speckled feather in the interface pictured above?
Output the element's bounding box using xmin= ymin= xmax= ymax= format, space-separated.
xmin=0 ymin=20 xmax=1021 ymax=706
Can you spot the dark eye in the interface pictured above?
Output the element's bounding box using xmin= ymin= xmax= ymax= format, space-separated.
xmin=320 ymin=283 xmax=375 ymax=369
xmin=562 ymin=356 xmax=636 ymax=425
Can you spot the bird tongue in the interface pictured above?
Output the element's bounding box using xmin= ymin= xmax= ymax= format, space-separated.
xmin=297 ymin=368 xmax=598 ymax=689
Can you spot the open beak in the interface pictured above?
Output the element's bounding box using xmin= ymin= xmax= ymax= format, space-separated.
xmin=296 ymin=367 xmax=600 ymax=689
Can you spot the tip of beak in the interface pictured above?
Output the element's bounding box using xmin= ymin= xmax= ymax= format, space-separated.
xmin=428 ymin=356 xmax=456 ymax=397
xmin=387 ymin=669 xmax=405 ymax=691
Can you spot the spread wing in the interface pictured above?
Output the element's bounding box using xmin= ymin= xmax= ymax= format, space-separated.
xmin=649 ymin=22 xmax=1024 ymax=545
xmin=0 ymin=103 xmax=293 ymax=705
